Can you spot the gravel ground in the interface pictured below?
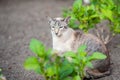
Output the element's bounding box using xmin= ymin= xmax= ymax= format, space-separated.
xmin=0 ymin=0 xmax=120 ymax=80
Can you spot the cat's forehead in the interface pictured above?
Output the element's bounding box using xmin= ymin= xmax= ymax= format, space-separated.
xmin=54 ymin=17 xmax=64 ymax=21
xmin=51 ymin=17 xmax=67 ymax=25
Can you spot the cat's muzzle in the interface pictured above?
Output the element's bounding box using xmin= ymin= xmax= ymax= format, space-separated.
xmin=55 ymin=33 xmax=62 ymax=37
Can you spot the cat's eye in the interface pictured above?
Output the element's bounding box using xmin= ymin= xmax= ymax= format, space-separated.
xmin=52 ymin=26 xmax=55 ymax=28
xmin=59 ymin=26 xmax=63 ymax=28
xmin=64 ymin=26 xmax=67 ymax=29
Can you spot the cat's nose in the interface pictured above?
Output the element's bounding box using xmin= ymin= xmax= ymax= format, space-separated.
xmin=55 ymin=33 xmax=58 ymax=35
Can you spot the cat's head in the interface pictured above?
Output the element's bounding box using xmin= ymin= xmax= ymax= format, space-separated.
xmin=47 ymin=16 xmax=70 ymax=37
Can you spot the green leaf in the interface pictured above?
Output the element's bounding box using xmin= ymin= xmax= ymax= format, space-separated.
xmin=73 ymin=0 xmax=82 ymax=11
xmin=86 ymin=62 xmax=93 ymax=68
xmin=89 ymin=14 xmax=99 ymax=19
xmin=73 ymin=75 xmax=81 ymax=80
xmin=59 ymin=60 xmax=73 ymax=79
xmin=24 ymin=56 xmax=42 ymax=74
xmin=63 ymin=51 xmax=76 ymax=58
xmin=69 ymin=19 xmax=79 ymax=29
xmin=77 ymin=45 xmax=87 ymax=57
xmin=63 ymin=77 xmax=72 ymax=80
xmin=79 ymin=24 xmax=85 ymax=30
xmin=60 ymin=67 xmax=73 ymax=79
xmin=101 ymin=9 xmax=113 ymax=21
xmin=46 ymin=66 xmax=56 ymax=77
xmin=45 ymin=49 xmax=52 ymax=57
xmin=29 ymin=39 xmax=45 ymax=57
xmin=77 ymin=45 xmax=87 ymax=53
xmin=88 ymin=52 xmax=107 ymax=61
xmin=118 ymin=6 xmax=120 ymax=14
xmin=72 ymin=58 xmax=79 ymax=64
xmin=82 ymin=57 xmax=87 ymax=63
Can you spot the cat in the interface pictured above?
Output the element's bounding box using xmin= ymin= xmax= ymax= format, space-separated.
xmin=47 ymin=16 xmax=111 ymax=79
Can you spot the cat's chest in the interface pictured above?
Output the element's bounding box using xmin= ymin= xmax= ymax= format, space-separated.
xmin=53 ymin=38 xmax=73 ymax=52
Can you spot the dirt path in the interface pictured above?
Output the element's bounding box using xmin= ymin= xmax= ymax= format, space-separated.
xmin=0 ymin=0 xmax=120 ymax=80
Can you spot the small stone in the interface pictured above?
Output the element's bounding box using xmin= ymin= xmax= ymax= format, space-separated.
xmin=8 ymin=36 xmax=12 ymax=39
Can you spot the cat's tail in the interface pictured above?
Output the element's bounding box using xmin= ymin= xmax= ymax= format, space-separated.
xmin=89 ymin=20 xmax=112 ymax=45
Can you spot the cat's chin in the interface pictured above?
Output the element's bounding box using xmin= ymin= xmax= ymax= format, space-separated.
xmin=56 ymin=34 xmax=62 ymax=37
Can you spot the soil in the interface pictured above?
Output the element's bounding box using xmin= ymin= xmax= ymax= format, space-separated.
xmin=0 ymin=0 xmax=120 ymax=80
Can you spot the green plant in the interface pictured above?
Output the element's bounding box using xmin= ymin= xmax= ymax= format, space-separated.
xmin=0 ymin=68 xmax=2 ymax=78
xmin=63 ymin=45 xmax=106 ymax=80
xmin=24 ymin=39 xmax=107 ymax=80
xmin=0 ymin=68 xmax=6 ymax=80
xmin=24 ymin=39 xmax=73 ymax=80
xmin=63 ymin=0 xmax=120 ymax=34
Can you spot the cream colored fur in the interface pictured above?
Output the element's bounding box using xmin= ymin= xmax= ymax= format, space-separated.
xmin=52 ymin=28 xmax=75 ymax=53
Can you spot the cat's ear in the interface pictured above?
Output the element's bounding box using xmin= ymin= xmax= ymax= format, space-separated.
xmin=64 ymin=16 xmax=71 ymax=23
xmin=47 ymin=16 xmax=54 ymax=24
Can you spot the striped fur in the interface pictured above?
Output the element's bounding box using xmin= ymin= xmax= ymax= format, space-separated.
xmin=48 ymin=17 xmax=110 ymax=79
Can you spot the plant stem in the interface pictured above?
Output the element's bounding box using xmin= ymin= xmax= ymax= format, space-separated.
xmin=55 ymin=56 xmax=60 ymax=80
xmin=79 ymin=62 xmax=85 ymax=80
xmin=39 ymin=58 xmax=48 ymax=80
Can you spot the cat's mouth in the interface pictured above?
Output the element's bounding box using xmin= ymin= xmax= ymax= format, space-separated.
xmin=55 ymin=33 xmax=62 ymax=37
